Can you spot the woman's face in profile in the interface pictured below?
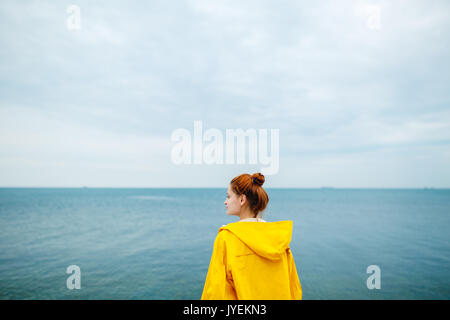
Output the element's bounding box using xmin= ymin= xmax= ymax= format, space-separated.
xmin=224 ymin=186 xmax=241 ymax=216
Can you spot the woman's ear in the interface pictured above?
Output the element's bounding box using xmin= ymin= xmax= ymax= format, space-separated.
xmin=240 ymin=194 xmax=247 ymax=206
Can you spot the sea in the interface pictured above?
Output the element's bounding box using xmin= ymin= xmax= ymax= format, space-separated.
xmin=0 ymin=188 xmax=449 ymax=299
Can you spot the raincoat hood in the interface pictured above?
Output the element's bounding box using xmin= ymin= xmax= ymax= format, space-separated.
xmin=219 ymin=220 xmax=293 ymax=261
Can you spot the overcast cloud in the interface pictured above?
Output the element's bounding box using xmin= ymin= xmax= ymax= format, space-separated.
xmin=0 ymin=0 xmax=449 ymax=187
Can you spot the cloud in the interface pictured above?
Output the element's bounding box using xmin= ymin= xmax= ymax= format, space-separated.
xmin=0 ymin=0 xmax=449 ymax=187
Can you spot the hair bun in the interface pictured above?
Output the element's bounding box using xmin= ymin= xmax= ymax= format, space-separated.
xmin=251 ymin=173 xmax=265 ymax=187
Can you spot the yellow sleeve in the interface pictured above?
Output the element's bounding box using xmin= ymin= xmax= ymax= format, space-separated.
xmin=201 ymin=231 xmax=237 ymax=300
xmin=287 ymin=248 xmax=302 ymax=300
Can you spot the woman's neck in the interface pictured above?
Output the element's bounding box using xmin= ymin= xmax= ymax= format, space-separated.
xmin=239 ymin=208 xmax=257 ymax=220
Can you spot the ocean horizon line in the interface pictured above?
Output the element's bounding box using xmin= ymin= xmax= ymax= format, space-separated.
xmin=0 ymin=186 xmax=449 ymax=190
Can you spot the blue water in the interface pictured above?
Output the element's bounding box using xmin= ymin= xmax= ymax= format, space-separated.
xmin=0 ymin=188 xmax=449 ymax=299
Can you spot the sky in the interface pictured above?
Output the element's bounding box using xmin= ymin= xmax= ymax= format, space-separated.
xmin=0 ymin=0 xmax=449 ymax=188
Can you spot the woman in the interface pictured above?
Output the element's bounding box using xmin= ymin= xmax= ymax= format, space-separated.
xmin=201 ymin=172 xmax=302 ymax=300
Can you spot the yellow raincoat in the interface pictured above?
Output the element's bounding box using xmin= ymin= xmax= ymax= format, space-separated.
xmin=201 ymin=220 xmax=302 ymax=300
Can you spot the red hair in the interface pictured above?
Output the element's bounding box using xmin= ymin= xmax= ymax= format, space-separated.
xmin=230 ymin=172 xmax=269 ymax=217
